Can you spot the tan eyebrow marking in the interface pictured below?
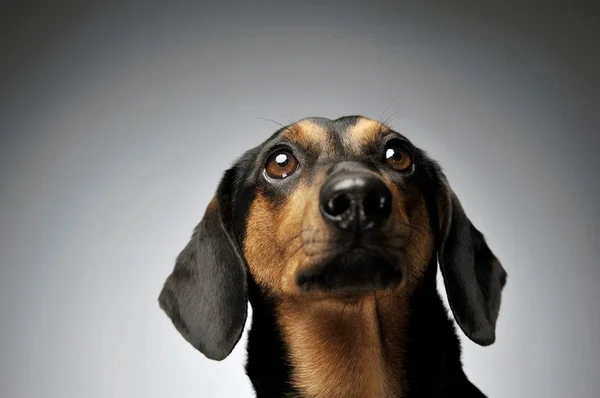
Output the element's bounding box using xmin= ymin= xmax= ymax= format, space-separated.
xmin=344 ymin=117 xmax=391 ymax=153
xmin=281 ymin=119 xmax=330 ymax=150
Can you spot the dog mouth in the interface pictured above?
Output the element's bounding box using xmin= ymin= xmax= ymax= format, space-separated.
xmin=295 ymin=247 xmax=403 ymax=296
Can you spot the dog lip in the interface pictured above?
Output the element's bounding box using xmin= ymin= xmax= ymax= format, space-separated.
xmin=295 ymin=247 xmax=403 ymax=294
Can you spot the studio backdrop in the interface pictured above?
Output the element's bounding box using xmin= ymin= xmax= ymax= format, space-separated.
xmin=1 ymin=2 xmax=598 ymax=397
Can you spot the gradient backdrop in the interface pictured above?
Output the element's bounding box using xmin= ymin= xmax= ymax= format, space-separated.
xmin=1 ymin=2 xmax=599 ymax=397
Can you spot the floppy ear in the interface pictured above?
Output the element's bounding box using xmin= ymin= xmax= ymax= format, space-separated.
xmin=436 ymin=176 xmax=507 ymax=346
xmin=158 ymin=169 xmax=248 ymax=360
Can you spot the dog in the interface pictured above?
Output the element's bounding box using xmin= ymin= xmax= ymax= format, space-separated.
xmin=158 ymin=116 xmax=507 ymax=398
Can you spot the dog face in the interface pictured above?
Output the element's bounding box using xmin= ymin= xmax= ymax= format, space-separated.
xmin=158 ymin=116 xmax=507 ymax=361
xmin=242 ymin=117 xmax=433 ymax=300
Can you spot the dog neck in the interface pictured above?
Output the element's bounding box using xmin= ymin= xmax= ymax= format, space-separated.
xmin=276 ymin=292 xmax=408 ymax=398
xmin=245 ymin=269 xmax=481 ymax=398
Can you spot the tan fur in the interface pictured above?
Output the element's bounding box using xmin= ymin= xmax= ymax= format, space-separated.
xmin=243 ymin=176 xmax=334 ymax=295
xmin=344 ymin=117 xmax=390 ymax=153
xmin=386 ymin=180 xmax=435 ymax=287
xmin=205 ymin=196 xmax=218 ymax=213
xmin=277 ymin=295 xmax=403 ymax=398
xmin=243 ymin=188 xmax=305 ymax=292
xmin=284 ymin=119 xmax=331 ymax=151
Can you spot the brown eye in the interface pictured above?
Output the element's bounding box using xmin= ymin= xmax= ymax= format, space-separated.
xmin=384 ymin=142 xmax=413 ymax=171
xmin=265 ymin=150 xmax=299 ymax=179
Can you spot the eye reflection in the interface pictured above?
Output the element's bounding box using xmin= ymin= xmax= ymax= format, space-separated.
xmin=265 ymin=150 xmax=299 ymax=179
xmin=275 ymin=153 xmax=290 ymax=167
xmin=384 ymin=142 xmax=412 ymax=171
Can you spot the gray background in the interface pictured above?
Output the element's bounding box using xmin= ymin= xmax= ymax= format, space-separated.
xmin=1 ymin=1 xmax=599 ymax=397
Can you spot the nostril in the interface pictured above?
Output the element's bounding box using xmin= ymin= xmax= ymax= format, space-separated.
xmin=363 ymin=189 xmax=390 ymax=216
xmin=362 ymin=187 xmax=392 ymax=229
xmin=326 ymin=193 xmax=352 ymax=217
xmin=319 ymin=171 xmax=393 ymax=231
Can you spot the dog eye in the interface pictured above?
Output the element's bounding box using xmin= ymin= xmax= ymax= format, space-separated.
xmin=265 ymin=150 xmax=299 ymax=179
xmin=384 ymin=141 xmax=413 ymax=172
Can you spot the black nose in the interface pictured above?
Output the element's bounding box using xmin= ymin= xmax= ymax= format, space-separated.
xmin=319 ymin=172 xmax=392 ymax=232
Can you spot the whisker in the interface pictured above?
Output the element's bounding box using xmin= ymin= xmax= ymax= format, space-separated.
xmin=278 ymin=227 xmax=326 ymax=247
xmin=285 ymin=238 xmax=338 ymax=258
xmin=279 ymin=221 xmax=426 ymax=259
xmin=279 ymin=232 xmax=304 ymax=248
xmin=382 ymin=111 xmax=398 ymax=127
xmin=392 ymin=221 xmax=425 ymax=236
xmin=257 ymin=117 xmax=285 ymax=128
xmin=376 ymin=95 xmax=400 ymax=126
xmin=281 ymin=116 xmax=299 ymax=137
xmin=258 ymin=116 xmax=298 ymax=137
xmin=337 ymin=302 xmax=349 ymax=324
xmin=285 ymin=243 xmax=305 ymax=259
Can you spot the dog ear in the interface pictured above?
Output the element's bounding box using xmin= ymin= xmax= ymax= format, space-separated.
xmin=436 ymin=175 xmax=507 ymax=346
xmin=158 ymin=168 xmax=248 ymax=360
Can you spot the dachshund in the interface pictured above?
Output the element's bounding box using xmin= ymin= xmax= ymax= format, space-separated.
xmin=158 ymin=116 xmax=507 ymax=398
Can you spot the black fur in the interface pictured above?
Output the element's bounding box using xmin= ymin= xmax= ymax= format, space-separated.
xmin=158 ymin=115 xmax=507 ymax=397
xmin=245 ymin=280 xmax=301 ymax=398
xmin=429 ymin=160 xmax=508 ymax=347
xmin=158 ymin=168 xmax=249 ymax=360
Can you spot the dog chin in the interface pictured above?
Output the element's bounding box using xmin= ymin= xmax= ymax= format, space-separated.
xmin=295 ymin=247 xmax=403 ymax=297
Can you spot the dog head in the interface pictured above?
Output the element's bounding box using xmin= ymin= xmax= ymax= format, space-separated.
xmin=158 ymin=116 xmax=507 ymax=360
